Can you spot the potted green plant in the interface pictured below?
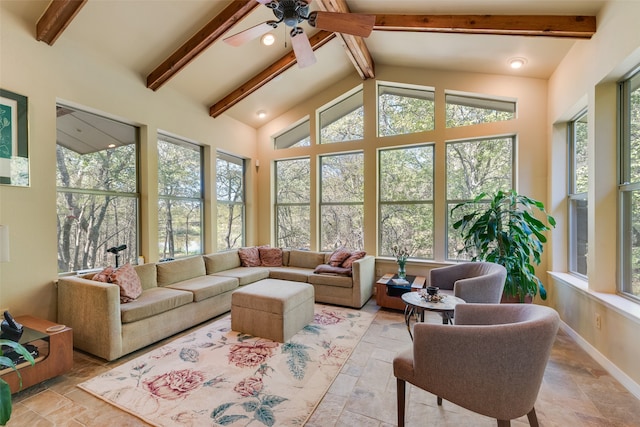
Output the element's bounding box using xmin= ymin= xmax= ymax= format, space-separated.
xmin=451 ymin=190 xmax=556 ymax=302
xmin=1 ymin=340 xmax=35 ymax=426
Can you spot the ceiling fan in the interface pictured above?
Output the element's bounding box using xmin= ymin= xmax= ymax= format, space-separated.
xmin=223 ymin=0 xmax=375 ymax=68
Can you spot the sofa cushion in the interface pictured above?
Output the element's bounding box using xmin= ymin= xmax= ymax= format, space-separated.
xmin=238 ymin=247 xmax=261 ymax=267
xmin=328 ymin=248 xmax=351 ymax=267
xmin=204 ymin=250 xmax=241 ymax=273
xmin=120 ymin=287 xmax=193 ymax=324
xmin=92 ymin=264 xmax=143 ymax=303
xmin=269 ymin=267 xmax=313 ymax=282
xmin=133 ymin=262 xmax=158 ymax=290
xmin=213 ymin=267 xmax=270 ymax=286
xmin=232 ymin=279 xmax=314 ymax=314
xmin=313 ymin=264 xmax=353 ymax=277
xmin=166 ymin=275 xmax=239 ymax=302
xmin=156 ymin=256 xmax=206 ymax=287
xmin=111 ymin=263 xmax=143 ymax=303
xmin=92 ymin=266 xmax=114 ymax=282
xmin=260 ymin=247 xmax=283 ymax=267
xmin=308 ymin=273 xmax=354 ymax=288
xmin=288 ymin=249 xmax=325 ymax=269
xmin=342 ymin=251 xmax=366 ymax=268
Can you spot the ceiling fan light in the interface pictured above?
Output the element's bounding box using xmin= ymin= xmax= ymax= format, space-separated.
xmin=261 ymin=33 xmax=275 ymax=46
xmin=509 ymin=57 xmax=527 ymax=69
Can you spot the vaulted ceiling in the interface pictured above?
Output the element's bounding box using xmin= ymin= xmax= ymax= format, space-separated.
xmin=26 ymin=0 xmax=603 ymax=128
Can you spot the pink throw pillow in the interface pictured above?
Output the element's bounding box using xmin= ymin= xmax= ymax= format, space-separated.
xmin=238 ymin=247 xmax=261 ymax=267
xmin=313 ymin=264 xmax=353 ymax=277
xmin=328 ymin=248 xmax=351 ymax=267
xmin=259 ymin=247 xmax=283 ymax=267
xmin=92 ymin=266 xmax=114 ymax=282
xmin=341 ymin=251 xmax=366 ymax=268
xmin=110 ymin=263 xmax=143 ymax=303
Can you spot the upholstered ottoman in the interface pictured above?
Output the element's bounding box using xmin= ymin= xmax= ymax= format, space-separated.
xmin=231 ymin=279 xmax=315 ymax=342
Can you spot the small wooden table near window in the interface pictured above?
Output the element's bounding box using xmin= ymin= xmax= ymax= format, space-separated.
xmin=0 ymin=316 xmax=73 ymax=394
xmin=375 ymin=273 xmax=426 ymax=310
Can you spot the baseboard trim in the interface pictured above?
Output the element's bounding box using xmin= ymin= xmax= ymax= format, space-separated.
xmin=560 ymin=321 xmax=640 ymax=400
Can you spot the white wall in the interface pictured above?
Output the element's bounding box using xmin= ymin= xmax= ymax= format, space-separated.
xmin=547 ymin=0 xmax=640 ymax=394
xmin=0 ymin=3 xmax=257 ymax=319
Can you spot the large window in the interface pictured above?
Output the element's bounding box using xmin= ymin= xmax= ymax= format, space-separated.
xmin=446 ymin=92 xmax=516 ymax=128
xmin=379 ymin=145 xmax=434 ymax=258
xmin=620 ymin=68 xmax=640 ymax=299
xmin=274 ymin=119 xmax=311 ymax=149
xmin=56 ymin=105 xmax=139 ymax=272
xmin=447 ymin=136 xmax=514 ymax=258
xmin=568 ymin=111 xmax=588 ymax=277
xmin=378 ymin=84 xmax=435 ymax=137
xmin=216 ymin=153 xmax=245 ymax=251
xmin=320 ymin=152 xmax=364 ymax=250
xmin=319 ymin=89 xmax=364 ymax=144
xmin=158 ymin=135 xmax=203 ymax=260
xmin=275 ymin=158 xmax=310 ymax=249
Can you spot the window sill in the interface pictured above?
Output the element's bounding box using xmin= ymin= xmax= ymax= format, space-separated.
xmin=548 ymin=272 xmax=640 ymax=323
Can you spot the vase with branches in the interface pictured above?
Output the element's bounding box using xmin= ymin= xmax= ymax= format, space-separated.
xmin=391 ymin=245 xmax=411 ymax=279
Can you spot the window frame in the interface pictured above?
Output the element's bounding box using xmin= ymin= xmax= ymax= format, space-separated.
xmin=377 ymin=82 xmax=435 ymax=137
xmin=216 ymin=152 xmax=246 ymax=251
xmin=378 ymin=144 xmax=435 ymax=259
xmin=567 ymin=110 xmax=589 ymax=278
xmin=157 ymin=133 xmax=204 ymax=260
xmin=274 ymin=157 xmax=311 ymax=249
xmin=445 ymin=135 xmax=516 ymax=260
xmin=319 ymin=151 xmax=365 ymax=251
xmin=274 ymin=117 xmax=311 ymax=150
xmin=618 ymin=66 xmax=640 ymax=300
xmin=55 ymin=104 xmax=140 ymax=273
xmin=318 ymin=87 xmax=364 ymax=144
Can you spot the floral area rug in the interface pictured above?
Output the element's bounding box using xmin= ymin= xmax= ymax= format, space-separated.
xmin=78 ymin=304 xmax=374 ymax=426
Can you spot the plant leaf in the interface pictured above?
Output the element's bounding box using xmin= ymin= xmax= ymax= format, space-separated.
xmin=0 ymin=379 xmax=12 ymax=425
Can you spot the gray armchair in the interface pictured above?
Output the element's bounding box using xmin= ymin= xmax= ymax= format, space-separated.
xmin=393 ymin=303 xmax=560 ymax=427
xmin=430 ymin=261 xmax=507 ymax=303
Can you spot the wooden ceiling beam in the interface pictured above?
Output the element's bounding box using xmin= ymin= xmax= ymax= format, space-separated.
xmin=210 ymin=30 xmax=336 ymax=118
xmin=315 ymin=0 xmax=375 ymax=79
xmin=147 ymin=0 xmax=261 ymax=91
xmin=36 ymin=0 xmax=87 ymax=45
xmin=374 ymin=15 xmax=596 ymax=38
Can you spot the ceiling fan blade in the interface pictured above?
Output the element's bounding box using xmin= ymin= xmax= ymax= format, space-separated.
xmin=308 ymin=11 xmax=375 ymax=37
xmin=290 ymin=28 xmax=316 ymax=68
xmin=224 ymin=22 xmax=276 ymax=47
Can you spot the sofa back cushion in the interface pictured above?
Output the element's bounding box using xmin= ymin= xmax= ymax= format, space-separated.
xmin=259 ymin=247 xmax=283 ymax=267
xmin=134 ymin=262 xmax=158 ymax=290
xmin=288 ymin=249 xmax=325 ymax=269
xmin=204 ymin=250 xmax=241 ymax=274
xmin=281 ymin=249 xmax=290 ymax=266
xmin=238 ymin=247 xmax=261 ymax=267
xmin=342 ymin=251 xmax=366 ymax=268
xmin=328 ymin=248 xmax=351 ymax=266
xmin=157 ymin=256 xmax=206 ymax=287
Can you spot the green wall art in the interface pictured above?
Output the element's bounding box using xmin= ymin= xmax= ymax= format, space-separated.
xmin=0 ymin=89 xmax=29 ymax=187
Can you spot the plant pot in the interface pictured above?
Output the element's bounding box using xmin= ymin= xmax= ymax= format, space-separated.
xmin=501 ymin=293 xmax=533 ymax=304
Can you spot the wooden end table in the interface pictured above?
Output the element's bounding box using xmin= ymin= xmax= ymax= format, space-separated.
xmin=0 ymin=316 xmax=73 ymax=393
xmin=375 ymin=274 xmax=426 ymax=310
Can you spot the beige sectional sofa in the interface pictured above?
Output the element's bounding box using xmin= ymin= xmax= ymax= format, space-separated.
xmin=57 ymin=249 xmax=375 ymax=361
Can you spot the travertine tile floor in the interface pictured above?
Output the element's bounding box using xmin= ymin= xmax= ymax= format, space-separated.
xmin=6 ymin=300 xmax=640 ymax=426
